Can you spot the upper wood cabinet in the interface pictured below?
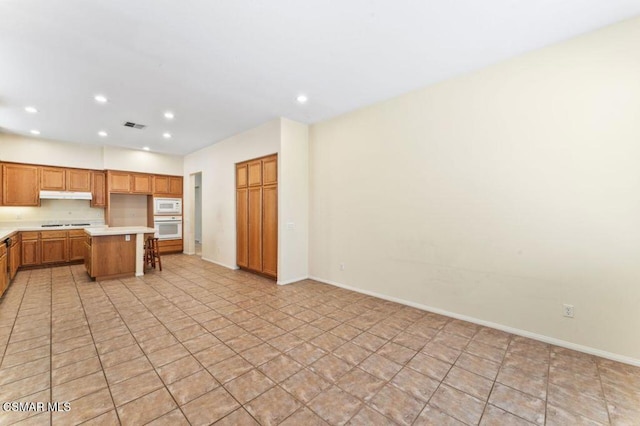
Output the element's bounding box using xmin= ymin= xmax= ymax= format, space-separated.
xmin=263 ymin=156 xmax=277 ymax=185
xmin=236 ymin=164 xmax=248 ymax=189
xmin=153 ymin=175 xmax=183 ymax=196
xmin=107 ymin=171 xmax=153 ymax=194
xmin=130 ymin=174 xmax=152 ymax=194
xmin=67 ymin=169 xmax=91 ymax=191
xmin=40 ymin=167 xmax=66 ymax=190
xmin=2 ymin=163 xmax=39 ymax=206
xmin=107 ymin=171 xmax=132 ymax=193
xmin=91 ymin=171 xmax=106 ymax=207
xmin=248 ymin=160 xmax=262 ymax=186
xmin=40 ymin=167 xmax=91 ymax=192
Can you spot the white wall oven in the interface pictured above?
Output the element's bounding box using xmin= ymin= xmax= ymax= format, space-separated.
xmin=154 ymin=216 xmax=182 ymax=240
xmin=154 ymin=198 xmax=182 ymax=215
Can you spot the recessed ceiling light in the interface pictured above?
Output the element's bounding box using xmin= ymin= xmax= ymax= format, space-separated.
xmin=94 ymin=94 xmax=108 ymax=103
xmin=296 ymin=94 xmax=308 ymax=104
xmin=162 ymin=132 xmax=172 ymax=139
xmin=164 ymin=111 xmax=174 ymax=120
xmin=30 ymin=129 xmax=40 ymax=135
xmin=98 ymin=131 xmax=108 ymax=137
xmin=24 ymin=106 xmax=38 ymax=114
xmin=143 ymin=146 xmax=150 ymax=151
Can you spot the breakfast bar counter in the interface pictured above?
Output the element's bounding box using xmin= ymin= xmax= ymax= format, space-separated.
xmin=84 ymin=226 xmax=156 ymax=281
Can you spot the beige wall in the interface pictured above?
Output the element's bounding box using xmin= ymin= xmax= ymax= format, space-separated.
xmin=0 ymin=199 xmax=104 ymax=225
xmin=183 ymin=118 xmax=310 ymax=285
xmin=309 ymin=17 xmax=640 ymax=363
xmin=0 ymin=133 xmax=183 ymax=175
xmin=183 ymin=120 xmax=281 ymax=270
xmin=103 ymin=146 xmax=183 ymax=175
xmin=109 ymin=194 xmax=149 ymax=227
xmin=279 ymin=119 xmax=309 ymax=284
xmin=0 ymin=133 xmax=103 ymax=169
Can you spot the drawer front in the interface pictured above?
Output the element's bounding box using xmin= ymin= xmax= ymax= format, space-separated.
xmin=41 ymin=230 xmax=68 ymax=239
xmin=21 ymin=231 xmax=40 ymax=240
xmin=68 ymin=230 xmax=86 ymax=238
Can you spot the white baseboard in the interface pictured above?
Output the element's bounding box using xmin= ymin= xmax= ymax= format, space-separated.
xmin=308 ymin=275 xmax=640 ymax=367
xmin=201 ymin=257 xmax=239 ymax=270
xmin=277 ymin=276 xmax=309 ymax=286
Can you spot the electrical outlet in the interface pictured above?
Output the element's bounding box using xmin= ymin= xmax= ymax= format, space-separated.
xmin=125 ymin=234 xmax=131 ymax=241
xmin=339 ymin=263 xmax=345 ymax=271
xmin=563 ymin=304 xmax=574 ymax=318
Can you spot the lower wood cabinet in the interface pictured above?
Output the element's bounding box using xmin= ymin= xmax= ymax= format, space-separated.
xmin=41 ymin=232 xmax=69 ymax=264
xmin=85 ymin=235 xmax=137 ymax=280
xmin=69 ymin=230 xmax=86 ymax=261
xmin=9 ymin=234 xmax=20 ymax=280
xmin=158 ymin=239 xmax=183 ymax=254
xmin=19 ymin=229 xmax=87 ymax=268
xmin=21 ymin=232 xmax=40 ymax=266
xmin=0 ymin=244 xmax=7 ymax=297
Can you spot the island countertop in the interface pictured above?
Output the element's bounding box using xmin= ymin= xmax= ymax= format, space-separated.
xmin=84 ymin=226 xmax=156 ymax=237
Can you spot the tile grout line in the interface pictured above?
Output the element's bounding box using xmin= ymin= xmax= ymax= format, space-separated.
xmin=70 ymin=270 xmax=125 ymax=425
xmin=96 ymin=274 xmax=237 ymax=424
xmin=0 ymin=271 xmax=31 ymax=371
xmin=595 ymin=358 xmax=613 ymax=425
xmin=49 ymin=268 xmax=53 ymax=426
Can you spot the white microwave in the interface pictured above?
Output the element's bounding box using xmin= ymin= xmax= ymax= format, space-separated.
xmin=154 ymin=198 xmax=182 ymax=215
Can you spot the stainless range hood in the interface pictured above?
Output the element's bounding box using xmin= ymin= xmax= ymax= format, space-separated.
xmin=39 ymin=190 xmax=93 ymax=200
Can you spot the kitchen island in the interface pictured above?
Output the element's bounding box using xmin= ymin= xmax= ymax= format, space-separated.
xmin=84 ymin=226 xmax=156 ymax=281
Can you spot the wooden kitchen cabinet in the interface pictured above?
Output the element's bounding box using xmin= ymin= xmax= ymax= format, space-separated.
xmin=85 ymin=234 xmax=136 ymax=280
xmin=0 ymin=244 xmax=7 ymax=297
xmin=9 ymin=233 xmax=20 ymax=280
xmin=21 ymin=232 xmax=40 ymax=266
xmin=91 ymin=171 xmax=106 ymax=207
xmin=84 ymin=237 xmax=92 ymax=276
xmin=248 ymin=160 xmax=262 ymax=186
xmin=41 ymin=231 xmax=69 ymax=264
xmin=19 ymin=230 xmax=85 ymax=268
xmin=108 ymin=171 xmax=132 ymax=193
xmin=247 ymin=186 xmax=263 ymax=272
xmin=68 ymin=230 xmax=86 ymax=261
xmin=107 ymin=171 xmax=153 ymax=194
xmin=2 ymin=163 xmax=39 ymax=206
xmin=158 ymin=239 xmax=183 ymax=254
xmin=236 ymin=154 xmax=277 ymax=279
xmin=130 ymin=174 xmax=152 ymax=194
xmin=40 ymin=167 xmax=91 ymax=192
xmin=67 ymin=169 xmax=91 ymax=191
xmin=153 ymin=175 xmax=183 ymax=196
xmin=40 ymin=167 xmax=66 ymax=190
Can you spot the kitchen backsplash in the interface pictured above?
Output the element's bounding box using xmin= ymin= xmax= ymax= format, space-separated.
xmin=0 ymin=199 xmax=105 ymax=226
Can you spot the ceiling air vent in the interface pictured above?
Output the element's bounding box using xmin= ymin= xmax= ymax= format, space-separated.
xmin=123 ymin=121 xmax=146 ymax=129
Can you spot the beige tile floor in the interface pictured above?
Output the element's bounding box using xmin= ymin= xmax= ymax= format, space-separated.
xmin=0 ymin=254 xmax=638 ymax=425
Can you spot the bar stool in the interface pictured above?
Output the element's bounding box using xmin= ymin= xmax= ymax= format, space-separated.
xmin=144 ymin=237 xmax=162 ymax=271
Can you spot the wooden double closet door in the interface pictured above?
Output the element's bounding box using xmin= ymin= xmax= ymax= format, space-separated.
xmin=236 ymin=154 xmax=277 ymax=279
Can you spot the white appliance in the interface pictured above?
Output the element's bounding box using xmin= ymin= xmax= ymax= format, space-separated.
xmin=154 ymin=216 xmax=182 ymax=240
xmin=40 ymin=190 xmax=92 ymax=200
xmin=154 ymin=198 xmax=182 ymax=215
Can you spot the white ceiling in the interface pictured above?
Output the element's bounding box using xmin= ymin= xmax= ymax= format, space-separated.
xmin=1 ymin=1 xmax=639 ymax=156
